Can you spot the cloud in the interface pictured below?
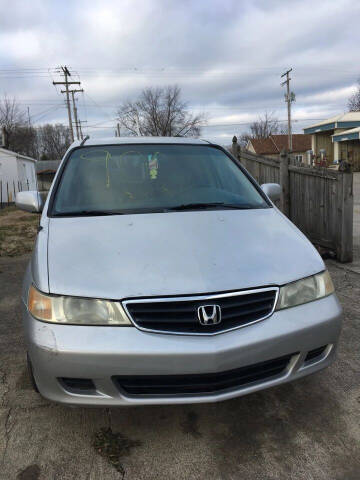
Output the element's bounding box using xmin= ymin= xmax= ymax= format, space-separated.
xmin=0 ymin=0 xmax=359 ymax=143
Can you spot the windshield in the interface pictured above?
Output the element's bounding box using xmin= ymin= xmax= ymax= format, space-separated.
xmin=51 ymin=144 xmax=269 ymax=215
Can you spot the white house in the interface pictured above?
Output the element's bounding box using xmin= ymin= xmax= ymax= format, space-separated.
xmin=0 ymin=148 xmax=37 ymax=204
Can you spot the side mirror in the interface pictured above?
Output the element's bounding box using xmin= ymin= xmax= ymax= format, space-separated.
xmin=261 ymin=183 xmax=281 ymax=203
xmin=15 ymin=191 xmax=44 ymax=213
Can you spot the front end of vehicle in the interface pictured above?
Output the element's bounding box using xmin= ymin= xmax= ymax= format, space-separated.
xmin=23 ymin=266 xmax=342 ymax=406
xmin=20 ymin=140 xmax=343 ymax=406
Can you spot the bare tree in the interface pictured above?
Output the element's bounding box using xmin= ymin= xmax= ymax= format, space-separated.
xmin=37 ymin=124 xmax=71 ymax=159
xmin=0 ymin=95 xmax=25 ymax=132
xmin=0 ymin=96 xmax=40 ymax=157
xmin=11 ymin=126 xmax=38 ymax=158
xmin=240 ymin=112 xmax=286 ymax=147
xmin=0 ymin=96 xmax=71 ymax=159
xmin=348 ymin=79 xmax=360 ymax=111
xmin=117 ymin=85 xmax=205 ymax=137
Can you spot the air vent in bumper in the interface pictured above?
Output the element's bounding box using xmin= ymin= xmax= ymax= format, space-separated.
xmin=113 ymin=353 xmax=294 ymax=396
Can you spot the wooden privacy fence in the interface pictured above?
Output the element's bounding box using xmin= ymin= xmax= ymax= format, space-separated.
xmin=231 ymin=138 xmax=354 ymax=262
xmin=0 ymin=179 xmax=30 ymax=208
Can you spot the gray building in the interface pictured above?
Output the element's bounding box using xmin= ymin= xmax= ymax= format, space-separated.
xmin=36 ymin=160 xmax=61 ymax=191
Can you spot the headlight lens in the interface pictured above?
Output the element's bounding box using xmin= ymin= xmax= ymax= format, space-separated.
xmin=276 ymin=270 xmax=334 ymax=310
xmin=28 ymin=285 xmax=131 ymax=325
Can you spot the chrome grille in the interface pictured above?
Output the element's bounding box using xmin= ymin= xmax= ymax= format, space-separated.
xmin=123 ymin=288 xmax=278 ymax=335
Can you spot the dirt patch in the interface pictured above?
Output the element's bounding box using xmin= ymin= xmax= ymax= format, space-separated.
xmin=16 ymin=368 xmax=34 ymax=391
xmin=181 ymin=411 xmax=202 ymax=438
xmin=93 ymin=427 xmax=141 ymax=477
xmin=0 ymin=207 xmax=39 ymax=257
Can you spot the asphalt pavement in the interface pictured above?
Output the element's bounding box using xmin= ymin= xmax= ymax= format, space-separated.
xmin=0 ymin=254 xmax=359 ymax=480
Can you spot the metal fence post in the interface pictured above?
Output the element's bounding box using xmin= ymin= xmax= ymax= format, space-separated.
xmin=280 ymin=149 xmax=290 ymax=216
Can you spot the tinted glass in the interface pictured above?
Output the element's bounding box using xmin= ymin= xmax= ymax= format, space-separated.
xmin=52 ymin=144 xmax=268 ymax=214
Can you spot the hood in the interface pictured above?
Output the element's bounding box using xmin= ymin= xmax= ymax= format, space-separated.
xmin=47 ymin=209 xmax=324 ymax=299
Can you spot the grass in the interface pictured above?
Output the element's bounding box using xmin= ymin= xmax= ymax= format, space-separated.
xmin=0 ymin=206 xmax=16 ymax=216
xmin=0 ymin=207 xmax=39 ymax=257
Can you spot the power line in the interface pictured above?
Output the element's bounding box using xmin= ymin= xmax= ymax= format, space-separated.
xmin=84 ymin=93 xmax=115 ymax=121
xmin=30 ymin=105 xmax=66 ymax=121
xmin=80 ymin=90 xmax=88 ymax=135
xmin=194 ymin=117 xmax=325 ymax=128
xmin=85 ymin=117 xmax=327 ymax=130
xmin=0 ymin=65 xmax=359 ymax=80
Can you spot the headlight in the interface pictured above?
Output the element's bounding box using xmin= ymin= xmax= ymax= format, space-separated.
xmin=28 ymin=285 xmax=132 ymax=325
xmin=276 ymin=270 xmax=334 ymax=310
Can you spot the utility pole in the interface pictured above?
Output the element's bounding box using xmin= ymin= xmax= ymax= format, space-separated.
xmin=71 ymin=91 xmax=80 ymax=140
xmin=116 ymin=123 xmax=120 ymax=137
xmin=64 ymin=89 xmax=84 ymax=140
xmin=27 ymin=107 xmax=31 ymax=127
xmin=281 ymin=68 xmax=295 ymax=151
xmin=53 ymin=66 xmax=80 ymax=142
xmin=78 ymin=120 xmax=87 ymax=141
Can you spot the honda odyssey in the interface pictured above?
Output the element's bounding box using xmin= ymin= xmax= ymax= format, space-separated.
xmin=16 ymin=137 xmax=342 ymax=406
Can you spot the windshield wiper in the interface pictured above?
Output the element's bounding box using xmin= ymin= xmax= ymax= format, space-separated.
xmin=166 ymin=202 xmax=255 ymax=211
xmin=54 ymin=209 xmax=125 ymax=217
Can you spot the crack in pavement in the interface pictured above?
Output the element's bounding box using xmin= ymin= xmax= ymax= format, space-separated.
xmin=2 ymin=407 xmax=12 ymax=467
xmin=0 ymin=369 xmax=9 ymax=408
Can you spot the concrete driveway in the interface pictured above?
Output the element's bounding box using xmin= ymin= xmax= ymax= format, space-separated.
xmin=0 ymin=255 xmax=359 ymax=480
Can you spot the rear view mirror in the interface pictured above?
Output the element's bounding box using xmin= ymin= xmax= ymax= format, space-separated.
xmin=261 ymin=183 xmax=281 ymax=203
xmin=15 ymin=191 xmax=44 ymax=213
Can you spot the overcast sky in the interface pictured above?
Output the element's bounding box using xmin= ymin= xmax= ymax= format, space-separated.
xmin=1 ymin=0 xmax=360 ymax=144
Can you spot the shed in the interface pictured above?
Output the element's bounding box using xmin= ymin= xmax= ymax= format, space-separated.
xmin=36 ymin=160 xmax=61 ymax=192
xmin=0 ymin=148 xmax=37 ymax=204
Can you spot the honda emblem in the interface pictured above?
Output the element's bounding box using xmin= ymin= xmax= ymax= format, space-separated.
xmin=197 ymin=305 xmax=222 ymax=325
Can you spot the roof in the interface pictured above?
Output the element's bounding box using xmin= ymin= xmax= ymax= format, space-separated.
xmin=304 ymin=112 xmax=360 ymax=134
xmin=36 ymin=160 xmax=61 ymax=174
xmin=71 ymin=136 xmax=212 ymax=147
xmin=248 ymin=137 xmax=278 ymax=155
xmin=0 ymin=147 xmax=37 ymax=163
xmin=248 ymin=134 xmax=311 ymax=155
xmin=271 ymin=134 xmax=311 ymax=153
xmin=332 ymin=126 xmax=360 ymax=142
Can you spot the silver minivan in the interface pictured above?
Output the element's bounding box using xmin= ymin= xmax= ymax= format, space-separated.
xmin=17 ymin=137 xmax=342 ymax=406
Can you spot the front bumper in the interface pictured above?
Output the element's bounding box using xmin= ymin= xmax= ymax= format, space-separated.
xmin=22 ymin=294 xmax=342 ymax=406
